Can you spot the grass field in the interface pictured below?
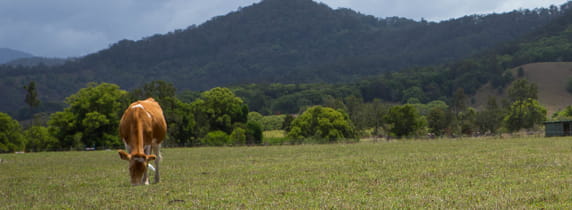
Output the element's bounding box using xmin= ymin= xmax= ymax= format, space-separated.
xmin=3 ymin=137 xmax=572 ymax=208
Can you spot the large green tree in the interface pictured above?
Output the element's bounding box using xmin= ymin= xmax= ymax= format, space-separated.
xmin=191 ymin=87 xmax=249 ymax=144
xmin=287 ymin=106 xmax=356 ymax=142
xmin=0 ymin=112 xmax=25 ymax=153
xmin=504 ymin=98 xmax=546 ymax=132
xmin=384 ymin=104 xmax=426 ymax=138
xmin=48 ymin=83 xmax=127 ymax=149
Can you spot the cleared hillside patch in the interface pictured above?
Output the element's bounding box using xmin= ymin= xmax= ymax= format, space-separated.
xmin=474 ymin=62 xmax=572 ymax=115
xmin=2 ymin=138 xmax=572 ymax=208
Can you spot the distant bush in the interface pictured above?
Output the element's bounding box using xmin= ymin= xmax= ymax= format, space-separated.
xmin=201 ymin=131 xmax=230 ymax=146
xmin=229 ymin=128 xmax=246 ymax=145
xmin=246 ymin=122 xmax=263 ymax=145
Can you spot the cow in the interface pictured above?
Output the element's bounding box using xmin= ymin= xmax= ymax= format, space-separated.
xmin=118 ymin=98 xmax=167 ymax=186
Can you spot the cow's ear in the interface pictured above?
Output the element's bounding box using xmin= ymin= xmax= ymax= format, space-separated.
xmin=147 ymin=154 xmax=156 ymax=161
xmin=118 ymin=150 xmax=131 ymax=161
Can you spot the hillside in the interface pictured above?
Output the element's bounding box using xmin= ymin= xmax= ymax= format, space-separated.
xmin=5 ymin=57 xmax=68 ymax=67
xmin=0 ymin=48 xmax=33 ymax=64
xmin=473 ymin=62 xmax=572 ymax=115
xmin=0 ymin=0 xmax=570 ymax=117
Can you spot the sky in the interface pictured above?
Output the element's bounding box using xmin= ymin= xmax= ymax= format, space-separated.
xmin=0 ymin=0 xmax=568 ymax=58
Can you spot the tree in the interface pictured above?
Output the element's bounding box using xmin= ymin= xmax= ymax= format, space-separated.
xmin=475 ymin=96 xmax=504 ymax=134
xmin=246 ymin=121 xmax=263 ymax=145
xmin=368 ymin=99 xmax=391 ymax=139
xmin=282 ymin=114 xmax=295 ymax=132
xmin=384 ymin=104 xmax=426 ymax=138
xmin=504 ymin=98 xmax=546 ymax=132
xmin=0 ymin=112 xmax=25 ymax=153
xmin=287 ymin=106 xmax=356 ymax=142
xmin=24 ymin=81 xmax=40 ymax=109
xmin=427 ymin=107 xmax=450 ymax=136
xmin=48 ymin=83 xmax=127 ymax=150
xmin=508 ymin=79 xmax=538 ymax=103
xmin=191 ymin=87 xmax=249 ymax=137
xmin=451 ymin=88 xmax=468 ymax=114
xmin=128 ymin=80 xmax=176 ymax=103
xmin=24 ymin=126 xmax=58 ymax=152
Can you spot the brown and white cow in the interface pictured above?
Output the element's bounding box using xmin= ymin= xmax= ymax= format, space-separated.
xmin=118 ymin=98 xmax=167 ymax=186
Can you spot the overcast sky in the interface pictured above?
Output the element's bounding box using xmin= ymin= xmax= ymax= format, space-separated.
xmin=0 ymin=0 xmax=567 ymax=58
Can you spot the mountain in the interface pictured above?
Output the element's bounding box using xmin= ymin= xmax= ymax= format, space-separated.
xmin=0 ymin=0 xmax=571 ymax=117
xmin=0 ymin=48 xmax=34 ymax=64
xmin=5 ymin=57 xmax=69 ymax=67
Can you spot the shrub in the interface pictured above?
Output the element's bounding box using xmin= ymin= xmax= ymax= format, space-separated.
xmin=246 ymin=122 xmax=263 ymax=145
xmin=229 ymin=127 xmax=246 ymax=145
xmin=201 ymin=130 xmax=230 ymax=146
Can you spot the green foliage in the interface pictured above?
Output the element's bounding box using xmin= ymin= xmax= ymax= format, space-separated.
xmin=551 ymin=105 xmax=572 ymax=121
xmin=261 ymin=115 xmax=285 ymax=131
xmin=0 ymin=112 xmax=25 ymax=152
xmin=282 ymin=114 xmax=295 ymax=132
xmin=24 ymin=126 xmax=58 ymax=152
xmin=165 ymin=100 xmax=196 ymax=147
xmin=246 ymin=121 xmax=263 ymax=145
xmin=504 ymin=98 xmax=547 ymax=132
xmin=427 ymin=107 xmax=450 ymax=136
xmin=1 ymin=1 xmax=564 ymax=116
xmin=475 ymin=96 xmax=504 ymax=134
xmin=128 ymin=80 xmax=176 ymax=103
xmin=384 ymin=104 xmax=426 ymax=138
xmin=201 ymin=130 xmax=230 ymax=146
xmin=458 ymin=108 xmax=477 ymax=135
xmin=508 ymin=79 xmax=538 ymax=103
xmin=287 ymin=106 xmax=356 ymax=142
xmin=24 ymin=81 xmax=40 ymax=109
xmin=48 ymin=83 xmax=127 ymax=150
xmin=230 ymin=128 xmax=247 ymax=145
xmin=193 ymin=87 xmax=248 ymax=134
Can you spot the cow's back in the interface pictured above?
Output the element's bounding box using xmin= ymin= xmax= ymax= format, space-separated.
xmin=120 ymin=98 xmax=167 ymax=146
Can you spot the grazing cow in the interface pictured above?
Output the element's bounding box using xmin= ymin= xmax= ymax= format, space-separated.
xmin=118 ymin=98 xmax=167 ymax=186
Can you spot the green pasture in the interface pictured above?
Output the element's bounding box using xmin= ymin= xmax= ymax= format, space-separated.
xmin=2 ymin=137 xmax=572 ymax=208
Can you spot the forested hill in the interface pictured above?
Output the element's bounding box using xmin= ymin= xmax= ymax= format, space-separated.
xmin=0 ymin=0 xmax=570 ymax=116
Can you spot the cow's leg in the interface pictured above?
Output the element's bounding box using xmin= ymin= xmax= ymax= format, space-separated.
xmin=143 ymin=145 xmax=151 ymax=185
xmin=152 ymin=143 xmax=162 ymax=183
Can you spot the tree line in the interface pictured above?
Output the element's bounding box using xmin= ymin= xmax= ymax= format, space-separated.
xmin=1 ymin=0 xmax=569 ymax=117
xmin=2 ymin=78 xmax=563 ymax=153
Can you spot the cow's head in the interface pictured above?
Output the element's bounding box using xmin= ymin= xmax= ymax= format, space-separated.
xmin=118 ymin=150 xmax=156 ymax=186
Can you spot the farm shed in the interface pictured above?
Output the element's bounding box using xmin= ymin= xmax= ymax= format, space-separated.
xmin=544 ymin=120 xmax=572 ymax=137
